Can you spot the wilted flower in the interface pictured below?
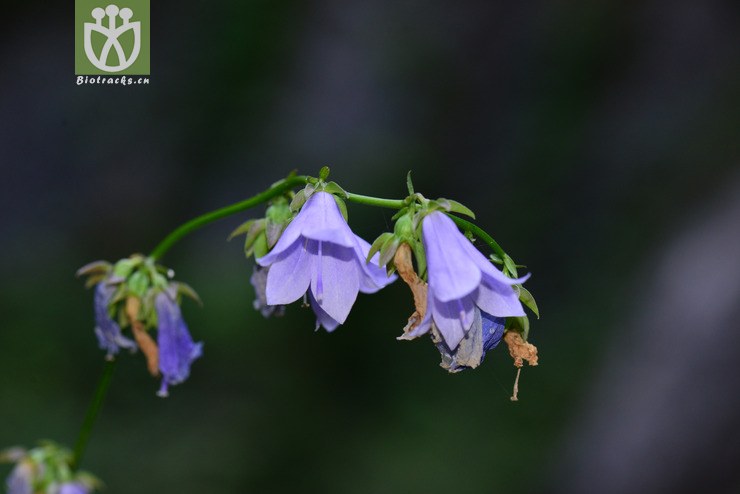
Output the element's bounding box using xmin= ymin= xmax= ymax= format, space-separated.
xmin=6 ymin=460 xmax=33 ymax=494
xmin=2 ymin=444 xmax=98 ymax=494
xmin=93 ymin=282 xmax=136 ymax=359
xmin=155 ymin=290 xmax=203 ymax=397
xmin=256 ymin=191 xmax=395 ymax=331
xmin=250 ymin=265 xmax=285 ymax=318
xmin=434 ymin=308 xmax=505 ymax=372
xmin=407 ymin=211 xmax=528 ymax=349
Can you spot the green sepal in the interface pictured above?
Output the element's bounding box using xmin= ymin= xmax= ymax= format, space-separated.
xmin=112 ymin=258 xmax=138 ymax=279
xmin=76 ymin=260 xmax=112 ymax=278
xmin=334 ymin=195 xmax=349 ymax=222
xmin=290 ymin=189 xmax=307 ymax=212
xmin=319 ymin=166 xmax=331 ymax=181
xmin=503 ymin=254 xmax=519 ymax=278
xmin=391 ymin=207 xmax=409 ymax=221
xmin=379 ymin=235 xmax=401 ymax=267
xmin=446 ymin=199 xmax=476 ymax=219
xmin=127 ymin=270 xmax=149 ymax=298
xmin=406 ymin=171 xmax=415 ymax=195
xmin=323 ymin=181 xmax=348 ymax=198
xmin=516 ymin=285 xmax=539 ymax=319
xmin=244 ymin=219 xmax=266 ymax=257
xmin=252 ymin=231 xmax=269 ymax=259
xmin=84 ymin=273 xmax=108 ymax=289
xmin=367 ymin=232 xmax=393 ymax=263
xmin=227 ymin=219 xmax=256 ymax=241
xmin=412 ymin=239 xmax=427 ymax=280
xmin=175 ymin=282 xmax=203 ymax=306
xmin=488 ymin=253 xmax=503 ymax=265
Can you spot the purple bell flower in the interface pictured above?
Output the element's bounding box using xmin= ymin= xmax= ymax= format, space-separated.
xmin=407 ymin=211 xmax=528 ymax=350
xmin=155 ymin=290 xmax=203 ymax=397
xmin=256 ymin=191 xmax=396 ymax=331
xmin=94 ymin=282 xmax=136 ymax=359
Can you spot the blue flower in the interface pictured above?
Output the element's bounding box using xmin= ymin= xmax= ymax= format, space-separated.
xmin=94 ymin=282 xmax=136 ymax=359
xmin=58 ymin=482 xmax=91 ymax=494
xmin=5 ymin=460 xmax=33 ymax=494
xmin=407 ymin=211 xmax=528 ymax=350
xmin=256 ymin=191 xmax=395 ymax=331
xmin=155 ymin=290 xmax=203 ymax=397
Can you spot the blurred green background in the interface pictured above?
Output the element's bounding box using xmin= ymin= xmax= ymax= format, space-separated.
xmin=1 ymin=1 xmax=739 ymax=493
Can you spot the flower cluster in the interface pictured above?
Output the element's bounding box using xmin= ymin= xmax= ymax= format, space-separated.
xmin=77 ymin=256 xmax=202 ymax=397
xmin=1 ymin=444 xmax=100 ymax=494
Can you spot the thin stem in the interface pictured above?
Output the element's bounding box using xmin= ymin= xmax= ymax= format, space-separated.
xmin=149 ymin=176 xmax=309 ymax=260
xmin=346 ymin=193 xmax=406 ymax=209
xmin=447 ymin=214 xmax=507 ymax=260
xmin=71 ymin=359 xmax=117 ymax=470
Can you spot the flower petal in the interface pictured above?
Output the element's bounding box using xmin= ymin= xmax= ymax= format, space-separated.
xmin=309 ymin=291 xmax=341 ymax=332
xmin=455 ymin=231 xmax=530 ymax=286
xmin=94 ymin=282 xmax=136 ymax=357
xmin=352 ymin=234 xmax=397 ymax=293
xmin=475 ymin=278 xmax=526 ymax=317
xmin=255 ymin=213 xmax=306 ymax=266
xmin=299 ymin=192 xmax=355 ymax=247
xmin=309 ymin=241 xmax=359 ymax=323
xmin=432 ymin=293 xmax=476 ymax=350
xmin=422 ymin=212 xmax=481 ymax=302
xmin=155 ymin=292 xmax=203 ymax=392
xmin=264 ymin=238 xmax=313 ymax=305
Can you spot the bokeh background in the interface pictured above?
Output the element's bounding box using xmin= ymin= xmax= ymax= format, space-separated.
xmin=1 ymin=1 xmax=739 ymax=493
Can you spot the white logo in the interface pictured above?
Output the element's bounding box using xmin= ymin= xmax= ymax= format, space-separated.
xmin=84 ymin=4 xmax=141 ymax=72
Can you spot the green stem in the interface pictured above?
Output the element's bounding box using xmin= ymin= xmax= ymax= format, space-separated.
xmin=346 ymin=193 xmax=406 ymax=209
xmin=447 ymin=214 xmax=507 ymax=260
xmin=149 ymin=176 xmax=309 ymax=260
xmin=71 ymin=359 xmax=117 ymax=470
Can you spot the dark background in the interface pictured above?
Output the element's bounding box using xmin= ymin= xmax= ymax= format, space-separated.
xmin=1 ymin=1 xmax=739 ymax=493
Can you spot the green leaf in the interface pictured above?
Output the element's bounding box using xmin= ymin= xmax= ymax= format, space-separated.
xmin=334 ymin=195 xmax=349 ymax=222
xmin=446 ymin=200 xmax=476 ymax=219
xmin=227 ymin=219 xmax=256 ymax=241
xmin=406 ymin=171 xmax=415 ymax=195
xmin=367 ymin=232 xmax=393 ymax=263
xmin=323 ymin=181 xmax=349 ymax=198
xmin=516 ymin=285 xmax=539 ymax=319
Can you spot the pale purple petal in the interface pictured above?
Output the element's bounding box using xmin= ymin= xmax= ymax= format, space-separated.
xmin=432 ymin=293 xmax=476 ymax=350
xmin=59 ymin=482 xmax=90 ymax=494
xmin=155 ymin=292 xmax=203 ymax=397
xmin=455 ymin=230 xmax=530 ymax=285
xmin=264 ymin=239 xmax=313 ymax=305
xmin=309 ymin=291 xmax=341 ymax=332
xmin=94 ymin=283 xmax=136 ymax=358
xmin=475 ymin=279 xmax=526 ymax=317
xmin=422 ymin=212 xmax=481 ymax=302
xmin=299 ymin=192 xmax=355 ymax=247
xmin=6 ymin=462 xmax=32 ymax=494
xmin=309 ymin=241 xmax=359 ymax=323
xmin=351 ymin=234 xmax=397 ymax=293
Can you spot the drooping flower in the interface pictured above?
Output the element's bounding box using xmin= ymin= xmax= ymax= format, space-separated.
xmin=2 ymin=445 xmax=99 ymax=494
xmin=93 ymin=281 xmax=136 ymax=359
xmin=6 ymin=460 xmax=33 ymax=494
xmin=250 ymin=265 xmax=285 ymax=318
xmin=434 ymin=308 xmax=505 ymax=372
xmin=155 ymin=290 xmax=203 ymax=397
xmin=407 ymin=211 xmax=528 ymax=350
xmin=256 ymin=191 xmax=396 ymax=331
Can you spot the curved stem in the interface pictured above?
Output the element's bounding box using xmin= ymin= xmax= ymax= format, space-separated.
xmin=346 ymin=193 xmax=405 ymax=209
xmin=447 ymin=214 xmax=507 ymax=260
xmin=71 ymin=359 xmax=117 ymax=470
xmin=149 ymin=176 xmax=309 ymax=260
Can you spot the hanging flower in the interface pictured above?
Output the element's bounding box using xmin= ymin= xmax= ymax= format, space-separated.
xmin=256 ymin=191 xmax=395 ymax=331
xmin=407 ymin=211 xmax=528 ymax=349
xmin=434 ymin=308 xmax=506 ymax=372
xmin=93 ymin=281 xmax=137 ymax=359
xmin=1 ymin=445 xmax=99 ymax=494
xmin=155 ymin=290 xmax=203 ymax=397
